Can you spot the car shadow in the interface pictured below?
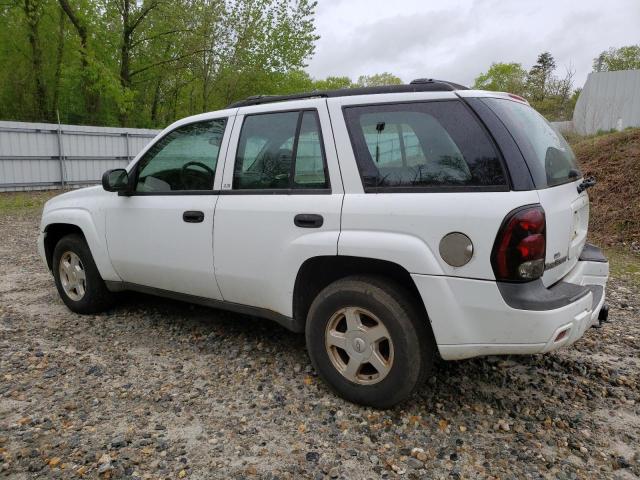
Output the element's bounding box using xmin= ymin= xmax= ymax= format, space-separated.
xmin=106 ymin=291 xmax=602 ymax=417
xmin=112 ymin=290 xmax=305 ymax=348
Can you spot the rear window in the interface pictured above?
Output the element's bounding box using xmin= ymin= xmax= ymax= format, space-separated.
xmin=343 ymin=101 xmax=507 ymax=191
xmin=482 ymin=98 xmax=579 ymax=188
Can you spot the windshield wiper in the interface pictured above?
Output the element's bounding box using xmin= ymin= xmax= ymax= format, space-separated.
xmin=577 ymin=176 xmax=596 ymax=194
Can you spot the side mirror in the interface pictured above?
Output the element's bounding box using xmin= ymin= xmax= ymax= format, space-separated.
xmin=102 ymin=169 xmax=130 ymax=193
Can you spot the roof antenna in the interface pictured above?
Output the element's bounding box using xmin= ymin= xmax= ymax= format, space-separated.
xmin=375 ymin=122 xmax=385 ymax=164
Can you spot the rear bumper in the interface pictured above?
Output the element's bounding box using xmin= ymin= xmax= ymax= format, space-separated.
xmin=413 ymin=245 xmax=609 ymax=360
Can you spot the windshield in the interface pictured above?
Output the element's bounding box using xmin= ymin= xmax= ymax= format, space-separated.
xmin=483 ymin=98 xmax=579 ymax=188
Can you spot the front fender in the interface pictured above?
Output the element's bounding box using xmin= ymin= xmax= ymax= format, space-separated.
xmin=42 ymin=208 xmax=122 ymax=282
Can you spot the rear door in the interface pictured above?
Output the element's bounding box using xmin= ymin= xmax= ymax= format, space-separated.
xmin=213 ymin=99 xmax=343 ymax=317
xmin=481 ymin=97 xmax=588 ymax=285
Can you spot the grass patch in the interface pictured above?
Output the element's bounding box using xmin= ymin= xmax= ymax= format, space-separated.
xmin=0 ymin=190 xmax=63 ymax=215
xmin=604 ymin=247 xmax=640 ymax=289
xmin=564 ymin=126 xmax=640 ymax=147
xmin=570 ymin=128 xmax=640 ymax=248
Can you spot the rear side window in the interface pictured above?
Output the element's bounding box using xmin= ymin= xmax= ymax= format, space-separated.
xmin=343 ymin=101 xmax=506 ymax=190
xmin=482 ymin=98 xmax=579 ymax=188
xmin=294 ymin=112 xmax=327 ymax=188
xmin=233 ymin=110 xmax=329 ymax=190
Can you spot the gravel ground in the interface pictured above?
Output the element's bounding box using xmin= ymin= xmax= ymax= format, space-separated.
xmin=0 ymin=209 xmax=639 ymax=480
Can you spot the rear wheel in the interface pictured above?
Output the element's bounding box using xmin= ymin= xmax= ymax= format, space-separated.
xmin=52 ymin=234 xmax=115 ymax=313
xmin=305 ymin=275 xmax=436 ymax=408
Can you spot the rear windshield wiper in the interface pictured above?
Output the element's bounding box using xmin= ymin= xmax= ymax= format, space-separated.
xmin=568 ymin=168 xmax=582 ymax=180
xmin=577 ymin=176 xmax=596 ymax=194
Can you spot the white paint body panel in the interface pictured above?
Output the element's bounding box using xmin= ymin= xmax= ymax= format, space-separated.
xmin=539 ymin=181 xmax=589 ymax=286
xmin=338 ymin=191 xmax=539 ymax=277
xmin=39 ymin=186 xmax=122 ymax=281
xmin=213 ymin=195 xmax=342 ymax=315
xmin=104 ymin=195 xmax=223 ymax=299
xmin=102 ymin=110 xmax=235 ymax=300
xmin=213 ymin=99 xmax=343 ymax=316
xmin=37 ymin=90 xmax=609 ymax=362
xmin=423 ymin=257 xmax=608 ymax=360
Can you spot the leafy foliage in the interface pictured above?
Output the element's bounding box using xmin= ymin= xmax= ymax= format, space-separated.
xmin=312 ymin=76 xmax=354 ymax=90
xmin=0 ymin=0 xmax=408 ymax=128
xmin=473 ymin=53 xmax=576 ymax=121
xmin=526 ymin=52 xmax=556 ymax=102
xmin=0 ymin=0 xmax=321 ymax=127
xmin=2 ymin=2 xmax=635 ymax=129
xmin=473 ymin=62 xmax=527 ymax=96
xmin=355 ymin=73 xmax=402 ymax=87
xmin=593 ymin=45 xmax=640 ymax=72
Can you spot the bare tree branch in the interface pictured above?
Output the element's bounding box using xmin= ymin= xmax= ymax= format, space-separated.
xmin=130 ymin=49 xmax=207 ymax=78
xmin=129 ymin=0 xmax=160 ymax=34
xmin=131 ymin=28 xmax=191 ymax=48
xmin=57 ymin=0 xmax=86 ymax=42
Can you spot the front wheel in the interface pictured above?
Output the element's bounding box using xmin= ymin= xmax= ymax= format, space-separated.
xmin=52 ymin=234 xmax=115 ymax=314
xmin=305 ymin=275 xmax=436 ymax=408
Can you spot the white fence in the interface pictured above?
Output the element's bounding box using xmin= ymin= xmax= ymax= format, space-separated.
xmin=550 ymin=120 xmax=574 ymax=134
xmin=573 ymin=70 xmax=640 ymax=135
xmin=0 ymin=120 xmax=160 ymax=192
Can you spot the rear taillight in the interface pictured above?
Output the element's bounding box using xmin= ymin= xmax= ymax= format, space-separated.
xmin=491 ymin=205 xmax=546 ymax=281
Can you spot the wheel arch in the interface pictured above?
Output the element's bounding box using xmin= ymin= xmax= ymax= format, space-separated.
xmin=292 ymin=255 xmax=431 ymax=334
xmin=43 ymin=223 xmax=85 ymax=270
xmin=41 ymin=209 xmax=121 ymax=282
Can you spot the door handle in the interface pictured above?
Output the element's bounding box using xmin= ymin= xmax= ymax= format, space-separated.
xmin=183 ymin=211 xmax=204 ymax=223
xmin=294 ymin=213 xmax=323 ymax=228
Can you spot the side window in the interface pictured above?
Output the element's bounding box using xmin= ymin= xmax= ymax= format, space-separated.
xmin=294 ymin=111 xmax=327 ymax=189
xmin=482 ymin=98 xmax=579 ymax=188
xmin=135 ymin=119 xmax=226 ymax=192
xmin=233 ymin=110 xmax=329 ymax=190
xmin=343 ymin=101 xmax=506 ymax=190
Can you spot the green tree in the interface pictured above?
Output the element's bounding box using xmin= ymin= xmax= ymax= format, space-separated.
xmin=312 ymin=76 xmax=353 ymax=90
xmin=0 ymin=0 xmax=321 ymax=127
xmin=22 ymin=0 xmax=49 ymax=120
xmin=473 ymin=52 xmax=578 ymax=121
xmin=355 ymin=72 xmax=402 ymax=87
xmin=526 ymin=52 xmax=576 ymax=121
xmin=593 ymin=45 xmax=640 ymax=72
xmin=57 ymin=0 xmax=115 ymax=124
xmin=473 ymin=62 xmax=527 ymax=95
xmin=527 ymin=51 xmax=556 ymax=101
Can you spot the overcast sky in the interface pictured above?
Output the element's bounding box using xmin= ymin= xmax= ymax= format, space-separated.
xmin=307 ymin=0 xmax=640 ymax=89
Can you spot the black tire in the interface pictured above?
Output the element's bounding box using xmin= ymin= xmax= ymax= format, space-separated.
xmin=52 ymin=234 xmax=115 ymax=314
xmin=305 ymin=275 xmax=436 ymax=408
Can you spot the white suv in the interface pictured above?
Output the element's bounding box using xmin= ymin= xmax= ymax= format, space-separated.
xmin=38 ymin=80 xmax=609 ymax=407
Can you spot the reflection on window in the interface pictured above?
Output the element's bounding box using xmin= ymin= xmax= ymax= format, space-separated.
xmin=483 ymin=98 xmax=579 ymax=187
xmin=136 ymin=119 xmax=226 ymax=192
xmin=294 ymin=111 xmax=327 ymax=189
xmin=233 ymin=110 xmax=328 ymax=190
xmin=344 ymin=101 xmax=506 ymax=189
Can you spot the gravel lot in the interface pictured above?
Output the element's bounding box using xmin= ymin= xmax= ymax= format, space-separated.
xmin=0 ymin=206 xmax=639 ymax=480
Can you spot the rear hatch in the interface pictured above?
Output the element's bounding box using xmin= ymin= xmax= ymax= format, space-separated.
xmin=481 ymin=97 xmax=589 ymax=286
xmin=537 ymin=181 xmax=589 ymax=285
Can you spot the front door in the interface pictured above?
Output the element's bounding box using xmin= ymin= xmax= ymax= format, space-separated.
xmin=105 ymin=115 xmax=233 ymax=300
xmin=213 ymin=100 xmax=343 ymax=317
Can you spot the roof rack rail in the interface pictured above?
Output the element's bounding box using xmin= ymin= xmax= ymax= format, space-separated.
xmin=226 ymin=79 xmax=468 ymax=108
